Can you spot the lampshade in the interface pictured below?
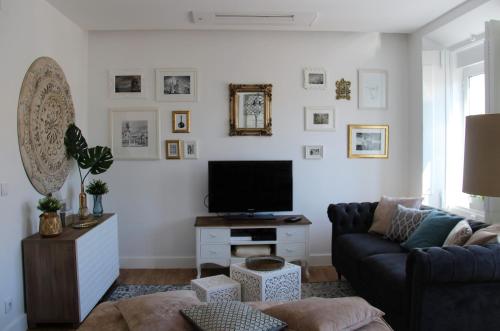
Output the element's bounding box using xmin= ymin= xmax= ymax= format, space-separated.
xmin=463 ymin=113 xmax=500 ymax=197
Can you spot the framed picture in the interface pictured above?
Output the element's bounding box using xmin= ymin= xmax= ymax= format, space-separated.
xmin=304 ymin=68 xmax=327 ymax=90
xmin=304 ymin=107 xmax=335 ymax=131
xmin=358 ymin=69 xmax=388 ymax=109
xmin=304 ymin=145 xmax=323 ymax=160
xmin=156 ymin=68 xmax=197 ymax=102
xmin=166 ymin=140 xmax=182 ymax=159
xmin=109 ymin=107 xmax=160 ymax=160
xmin=109 ymin=69 xmax=146 ymax=98
xmin=183 ymin=140 xmax=199 ymax=159
xmin=172 ymin=110 xmax=191 ymax=133
xmin=348 ymin=125 xmax=389 ymax=158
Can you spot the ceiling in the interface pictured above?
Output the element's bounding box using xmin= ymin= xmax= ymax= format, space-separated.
xmin=46 ymin=0 xmax=466 ymax=33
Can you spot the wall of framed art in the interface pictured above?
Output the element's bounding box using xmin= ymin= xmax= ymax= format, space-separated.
xmin=88 ymin=29 xmax=409 ymax=269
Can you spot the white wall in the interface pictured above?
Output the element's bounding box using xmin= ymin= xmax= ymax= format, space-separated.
xmin=0 ymin=0 xmax=88 ymax=330
xmin=88 ymin=30 xmax=411 ymax=268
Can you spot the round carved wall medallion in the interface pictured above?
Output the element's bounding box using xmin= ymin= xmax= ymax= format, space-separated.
xmin=18 ymin=57 xmax=75 ymax=195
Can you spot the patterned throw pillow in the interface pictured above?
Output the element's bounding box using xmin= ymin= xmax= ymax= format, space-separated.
xmin=181 ymin=301 xmax=287 ymax=331
xmin=443 ymin=220 xmax=473 ymax=246
xmin=385 ymin=205 xmax=431 ymax=242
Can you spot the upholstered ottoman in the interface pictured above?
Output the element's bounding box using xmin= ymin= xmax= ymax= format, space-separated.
xmin=190 ymin=274 xmax=241 ymax=302
xmin=230 ymin=262 xmax=301 ymax=302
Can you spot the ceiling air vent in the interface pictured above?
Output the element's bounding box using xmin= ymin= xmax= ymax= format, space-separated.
xmin=191 ymin=11 xmax=317 ymax=26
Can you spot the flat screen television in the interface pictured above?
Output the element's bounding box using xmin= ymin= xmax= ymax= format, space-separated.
xmin=208 ymin=161 xmax=293 ymax=214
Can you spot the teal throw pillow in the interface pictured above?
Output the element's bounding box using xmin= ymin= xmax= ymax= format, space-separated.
xmin=402 ymin=211 xmax=463 ymax=249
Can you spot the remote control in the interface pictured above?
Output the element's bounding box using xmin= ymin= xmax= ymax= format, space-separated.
xmin=284 ymin=216 xmax=302 ymax=223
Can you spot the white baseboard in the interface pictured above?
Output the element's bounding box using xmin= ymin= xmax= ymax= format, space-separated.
xmin=2 ymin=314 xmax=27 ymax=331
xmin=120 ymin=254 xmax=332 ymax=269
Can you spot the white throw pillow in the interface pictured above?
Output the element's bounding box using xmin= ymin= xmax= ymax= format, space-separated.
xmin=443 ymin=220 xmax=473 ymax=246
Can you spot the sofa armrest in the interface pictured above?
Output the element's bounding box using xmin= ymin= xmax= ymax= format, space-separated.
xmin=327 ymin=202 xmax=378 ymax=238
xmin=407 ymin=244 xmax=500 ymax=331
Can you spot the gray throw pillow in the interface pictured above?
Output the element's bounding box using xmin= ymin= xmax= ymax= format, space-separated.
xmin=181 ymin=301 xmax=287 ymax=331
xmin=385 ymin=205 xmax=431 ymax=242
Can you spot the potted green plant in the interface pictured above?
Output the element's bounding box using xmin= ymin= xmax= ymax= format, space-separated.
xmin=64 ymin=124 xmax=113 ymax=219
xmin=86 ymin=179 xmax=109 ymax=217
xmin=37 ymin=196 xmax=63 ymax=237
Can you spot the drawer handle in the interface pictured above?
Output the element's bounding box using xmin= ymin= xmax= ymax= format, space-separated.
xmin=286 ymin=232 xmax=293 ymax=236
xmin=209 ymin=233 xmax=217 ymax=238
xmin=209 ymin=250 xmax=217 ymax=254
xmin=285 ymin=248 xmax=294 ymax=253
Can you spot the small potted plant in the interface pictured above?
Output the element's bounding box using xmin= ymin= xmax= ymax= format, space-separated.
xmin=86 ymin=179 xmax=109 ymax=217
xmin=37 ymin=196 xmax=63 ymax=237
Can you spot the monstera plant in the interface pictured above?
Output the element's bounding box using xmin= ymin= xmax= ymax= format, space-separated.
xmin=65 ymin=124 xmax=113 ymax=219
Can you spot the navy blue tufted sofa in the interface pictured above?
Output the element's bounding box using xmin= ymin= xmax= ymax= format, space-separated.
xmin=328 ymin=202 xmax=500 ymax=331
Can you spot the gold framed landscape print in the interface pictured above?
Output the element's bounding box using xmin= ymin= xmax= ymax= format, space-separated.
xmin=348 ymin=125 xmax=389 ymax=158
xmin=172 ymin=110 xmax=190 ymax=133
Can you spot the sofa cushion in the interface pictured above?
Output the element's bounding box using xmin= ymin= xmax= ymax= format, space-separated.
xmin=335 ymin=233 xmax=405 ymax=262
xmin=369 ymin=196 xmax=423 ymax=235
xmin=465 ymin=224 xmax=500 ymax=245
xmin=402 ymin=212 xmax=463 ymax=249
xmin=386 ymin=205 xmax=432 ymax=242
xmin=360 ymin=253 xmax=409 ymax=314
xmin=443 ymin=220 xmax=473 ymax=246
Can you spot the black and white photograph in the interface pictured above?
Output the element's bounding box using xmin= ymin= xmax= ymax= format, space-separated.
xmin=166 ymin=140 xmax=181 ymax=159
xmin=110 ymin=107 xmax=160 ymax=160
xmin=115 ymin=75 xmax=141 ymax=93
xmin=348 ymin=125 xmax=389 ymax=158
xmin=121 ymin=120 xmax=148 ymax=147
xmin=109 ymin=69 xmax=146 ymax=98
xmin=156 ymin=68 xmax=197 ymax=102
xmin=304 ymin=68 xmax=327 ymax=89
xmin=304 ymin=145 xmax=324 ymax=159
xmin=239 ymin=93 xmax=265 ymax=128
xmin=172 ymin=110 xmax=191 ymax=133
xmin=183 ymin=140 xmax=199 ymax=159
xmin=305 ymin=107 xmax=335 ymax=131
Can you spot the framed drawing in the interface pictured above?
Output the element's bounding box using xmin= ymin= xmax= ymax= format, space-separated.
xmin=358 ymin=69 xmax=388 ymax=109
xmin=166 ymin=140 xmax=182 ymax=159
xmin=304 ymin=68 xmax=327 ymax=90
xmin=304 ymin=107 xmax=335 ymax=131
xmin=156 ymin=68 xmax=197 ymax=102
xmin=109 ymin=107 xmax=160 ymax=160
xmin=109 ymin=69 xmax=146 ymax=98
xmin=304 ymin=145 xmax=323 ymax=160
xmin=172 ymin=110 xmax=191 ymax=133
xmin=229 ymin=84 xmax=272 ymax=136
xmin=183 ymin=140 xmax=199 ymax=159
xmin=348 ymin=125 xmax=389 ymax=158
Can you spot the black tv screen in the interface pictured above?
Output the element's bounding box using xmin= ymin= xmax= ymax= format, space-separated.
xmin=208 ymin=161 xmax=293 ymax=213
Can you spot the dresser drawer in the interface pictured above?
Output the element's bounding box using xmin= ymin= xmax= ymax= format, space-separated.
xmin=277 ymin=243 xmax=306 ymax=258
xmin=200 ymin=229 xmax=230 ymax=244
xmin=277 ymin=227 xmax=307 ymax=243
xmin=200 ymin=244 xmax=231 ymax=259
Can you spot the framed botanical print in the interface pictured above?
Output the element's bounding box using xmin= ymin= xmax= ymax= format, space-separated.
xmin=109 ymin=107 xmax=160 ymax=160
xmin=304 ymin=68 xmax=327 ymax=90
xmin=156 ymin=68 xmax=197 ymax=102
xmin=348 ymin=124 xmax=389 ymax=158
xmin=183 ymin=140 xmax=199 ymax=159
xmin=358 ymin=69 xmax=388 ymax=109
xmin=304 ymin=145 xmax=323 ymax=160
xmin=166 ymin=140 xmax=182 ymax=159
xmin=304 ymin=107 xmax=335 ymax=131
xmin=109 ymin=69 xmax=146 ymax=99
xmin=172 ymin=110 xmax=191 ymax=133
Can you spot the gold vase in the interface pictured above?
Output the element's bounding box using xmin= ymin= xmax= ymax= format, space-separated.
xmin=79 ymin=184 xmax=89 ymax=219
xmin=39 ymin=212 xmax=63 ymax=237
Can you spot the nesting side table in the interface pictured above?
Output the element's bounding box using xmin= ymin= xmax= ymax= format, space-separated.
xmin=191 ymin=274 xmax=241 ymax=302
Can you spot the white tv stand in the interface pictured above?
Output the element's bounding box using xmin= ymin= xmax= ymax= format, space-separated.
xmin=195 ymin=215 xmax=311 ymax=279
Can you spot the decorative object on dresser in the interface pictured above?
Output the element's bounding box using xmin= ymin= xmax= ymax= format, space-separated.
xmin=358 ymin=69 xmax=388 ymax=110
xmin=190 ymin=274 xmax=241 ymax=303
xmin=335 ymin=78 xmax=351 ymax=100
xmin=304 ymin=145 xmax=324 ymax=159
xmin=37 ymin=196 xmax=63 ymax=237
xmin=156 ymin=68 xmax=197 ymax=102
xmin=231 ymin=261 xmax=301 ymax=302
xmin=304 ymin=107 xmax=335 ymax=131
xmin=65 ymin=124 xmax=114 ymax=219
xmin=172 ymin=110 xmax=191 ymax=133
xmin=229 ymin=84 xmax=272 ymax=136
xmin=108 ymin=69 xmax=146 ymax=99
xmin=348 ymin=124 xmax=389 ymax=158
xmin=166 ymin=139 xmax=182 ymax=159
xmin=18 ymin=57 xmax=75 ymax=195
xmin=183 ymin=140 xmax=199 ymax=159
xmin=109 ymin=107 xmax=160 ymax=160
xmin=195 ymin=216 xmax=311 ymax=279
xmin=303 ymin=68 xmax=327 ymax=90
xmin=245 ymin=255 xmax=285 ymax=271
xmin=22 ymin=213 xmax=119 ymax=328
xmin=86 ymin=179 xmax=109 ymax=217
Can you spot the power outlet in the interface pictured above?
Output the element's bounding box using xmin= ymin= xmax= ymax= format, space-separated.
xmin=4 ymin=298 xmax=13 ymax=314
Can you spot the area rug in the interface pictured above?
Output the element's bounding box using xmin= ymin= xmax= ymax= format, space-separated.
xmin=105 ymin=281 xmax=355 ymax=302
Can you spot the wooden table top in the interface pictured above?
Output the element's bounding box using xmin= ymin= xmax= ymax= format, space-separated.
xmin=195 ymin=215 xmax=311 ymax=227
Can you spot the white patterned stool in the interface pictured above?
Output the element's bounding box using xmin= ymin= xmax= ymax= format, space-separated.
xmin=190 ymin=274 xmax=241 ymax=303
xmin=230 ymin=262 xmax=301 ymax=302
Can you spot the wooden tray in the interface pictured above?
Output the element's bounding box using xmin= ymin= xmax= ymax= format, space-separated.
xmin=245 ymin=255 xmax=285 ymax=271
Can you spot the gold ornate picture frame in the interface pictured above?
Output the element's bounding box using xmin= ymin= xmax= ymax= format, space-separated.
xmin=166 ymin=140 xmax=182 ymax=159
xmin=229 ymin=84 xmax=272 ymax=136
xmin=172 ymin=110 xmax=191 ymax=133
xmin=348 ymin=124 xmax=389 ymax=159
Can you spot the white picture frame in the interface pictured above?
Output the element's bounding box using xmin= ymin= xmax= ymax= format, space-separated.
xmin=358 ymin=69 xmax=388 ymax=110
xmin=109 ymin=69 xmax=146 ymax=99
xmin=304 ymin=145 xmax=323 ymax=160
xmin=156 ymin=68 xmax=197 ymax=102
xmin=109 ymin=107 xmax=161 ymax=160
xmin=304 ymin=106 xmax=335 ymax=131
xmin=183 ymin=140 xmax=199 ymax=159
xmin=304 ymin=68 xmax=327 ymax=90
